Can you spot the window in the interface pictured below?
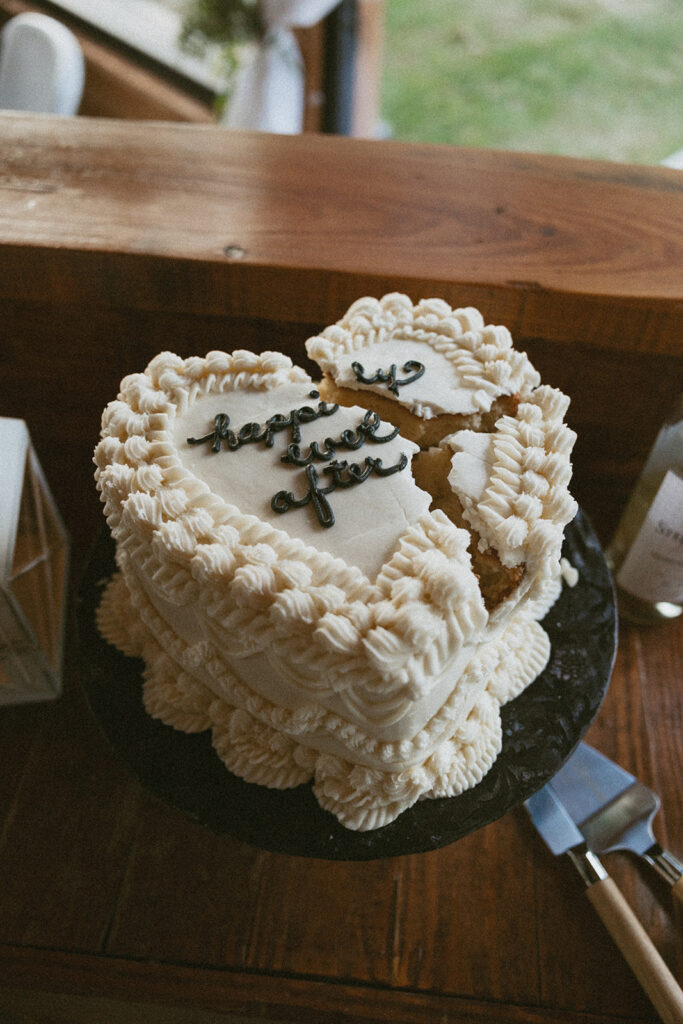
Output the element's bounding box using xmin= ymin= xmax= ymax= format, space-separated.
xmin=41 ymin=0 xmax=227 ymax=92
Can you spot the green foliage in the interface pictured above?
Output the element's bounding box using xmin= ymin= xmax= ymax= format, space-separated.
xmin=178 ymin=0 xmax=265 ymax=104
xmin=382 ymin=0 xmax=683 ymax=163
xmin=179 ymin=0 xmax=264 ymax=55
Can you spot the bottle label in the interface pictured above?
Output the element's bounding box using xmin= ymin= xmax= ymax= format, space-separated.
xmin=617 ymin=470 xmax=683 ymax=604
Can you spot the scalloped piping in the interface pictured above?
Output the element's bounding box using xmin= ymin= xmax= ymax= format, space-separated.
xmin=93 ymin=299 xmax=575 ymax=831
xmin=446 ymin=385 xmax=578 ymax=578
xmin=305 ymin=293 xmax=541 ymax=418
xmin=97 ymin=568 xmax=550 ymax=829
xmin=95 ymin=349 xmax=490 ymax=700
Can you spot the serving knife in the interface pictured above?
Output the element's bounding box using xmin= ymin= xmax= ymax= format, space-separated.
xmin=550 ymin=743 xmax=683 ymax=905
xmin=525 ymin=785 xmax=683 ymax=1024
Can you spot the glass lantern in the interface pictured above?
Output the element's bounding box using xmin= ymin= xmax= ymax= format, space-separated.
xmin=1 ymin=418 xmax=69 ymax=704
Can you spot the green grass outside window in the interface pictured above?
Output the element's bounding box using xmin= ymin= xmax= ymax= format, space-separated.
xmin=381 ymin=0 xmax=682 ymax=163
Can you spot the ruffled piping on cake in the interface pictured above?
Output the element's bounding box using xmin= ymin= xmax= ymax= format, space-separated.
xmin=304 ymin=293 xmax=541 ymax=417
xmin=312 ymin=691 xmax=503 ymax=830
xmin=111 ymin=564 xmax=495 ymax=766
xmin=97 ymin=571 xmax=550 ymax=830
xmin=453 ymin=387 xmax=577 ymax=566
xmin=94 ymin=347 xmax=490 ymax=701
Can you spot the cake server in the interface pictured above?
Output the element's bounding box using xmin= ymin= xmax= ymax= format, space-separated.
xmin=525 ymin=785 xmax=683 ymax=1024
xmin=550 ymin=743 xmax=683 ymax=906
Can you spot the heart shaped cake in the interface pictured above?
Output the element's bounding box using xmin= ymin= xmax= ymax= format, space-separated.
xmin=94 ymin=294 xmax=578 ymax=831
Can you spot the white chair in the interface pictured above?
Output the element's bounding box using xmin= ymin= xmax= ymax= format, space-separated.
xmin=0 ymin=12 xmax=84 ymax=115
xmin=661 ymin=148 xmax=683 ymax=170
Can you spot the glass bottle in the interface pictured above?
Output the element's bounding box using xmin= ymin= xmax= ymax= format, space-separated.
xmin=606 ymin=393 xmax=683 ymax=625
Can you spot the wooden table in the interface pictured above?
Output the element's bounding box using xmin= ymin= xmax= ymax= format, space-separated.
xmin=1 ymin=115 xmax=682 ymax=1024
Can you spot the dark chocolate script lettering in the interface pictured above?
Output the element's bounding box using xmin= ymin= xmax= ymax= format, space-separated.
xmin=351 ymin=359 xmax=425 ymax=396
xmin=280 ymin=409 xmax=399 ymax=466
xmin=272 ymin=455 xmax=409 ymax=529
xmin=186 ymin=390 xmax=339 ymax=453
xmin=186 ymin=389 xmax=409 ymax=529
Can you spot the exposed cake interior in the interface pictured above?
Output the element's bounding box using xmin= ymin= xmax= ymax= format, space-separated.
xmin=317 ymin=374 xmax=520 ymax=448
xmin=411 ymin=446 xmax=525 ymax=610
xmin=306 ymin=295 xmax=551 ymax=613
xmin=317 ymin=376 xmax=524 ymax=610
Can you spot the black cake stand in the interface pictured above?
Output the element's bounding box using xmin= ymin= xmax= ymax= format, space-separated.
xmin=76 ymin=509 xmax=617 ymax=861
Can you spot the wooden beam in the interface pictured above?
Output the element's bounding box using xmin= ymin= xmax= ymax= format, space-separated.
xmin=0 ymin=945 xmax=662 ymax=1024
xmin=0 ymin=116 xmax=681 ymax=546
xmin=0 ymin=116 xmax=680 ymax=345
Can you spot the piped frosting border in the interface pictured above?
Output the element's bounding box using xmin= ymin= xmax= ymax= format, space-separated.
xmin=306 ymin=293 xmax=540 ymax=417
xmin=94 ymin=348 xmax=491 ymax=710
xmin=93 ymin=295 xmax=578 ymax=830
xmin=97 ymin=569 xmax=551 ymax=831
xmin=305 ymin=293 xmax=578 ymax=600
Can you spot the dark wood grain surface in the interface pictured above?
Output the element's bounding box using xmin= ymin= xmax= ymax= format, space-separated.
xmin=0 ymin=116 xmax=681 ymax=1023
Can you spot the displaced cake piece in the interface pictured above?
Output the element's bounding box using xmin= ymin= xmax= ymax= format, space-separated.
xmin=317 ymin=374 xmax=521 ymax=449
xmin=412 ymin=447 xmax=524 ymax=611
xmin=306 ymin=294 xmax=576 ymax=619
xmin=94 ymin=293 xmax=577 ymax=831
xmin=308 ymin=295 xmax=529 ymax=449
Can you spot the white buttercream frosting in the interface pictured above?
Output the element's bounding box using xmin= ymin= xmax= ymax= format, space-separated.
xmin=95 ymin=348 xmax=490 ymax=709
xmin=94 ymin=293 xmax=577 ymax=831
xmin=174 ymin=382 xmax=429 ymax=579
xmin=306 ymin=293 xmax=541 ymax=417
xmin=97 ymin=568 xmax=550 ymax=830
xmin=445 ymin=386 xmax=578 ymax=580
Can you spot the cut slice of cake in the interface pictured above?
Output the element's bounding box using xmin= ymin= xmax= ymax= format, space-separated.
xmin=306 ymin=294 xmax=577 ymax=619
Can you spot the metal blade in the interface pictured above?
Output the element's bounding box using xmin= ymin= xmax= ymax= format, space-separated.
xmin=551 ymin=743 xmax=636 ymax=823
xmin=524 ymin=785 xmax=585 ymax=856
xmin=581 ymin=782 xmax=660 ymax=856
xmin=551 ymin=743 xmax=659 ymax=856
